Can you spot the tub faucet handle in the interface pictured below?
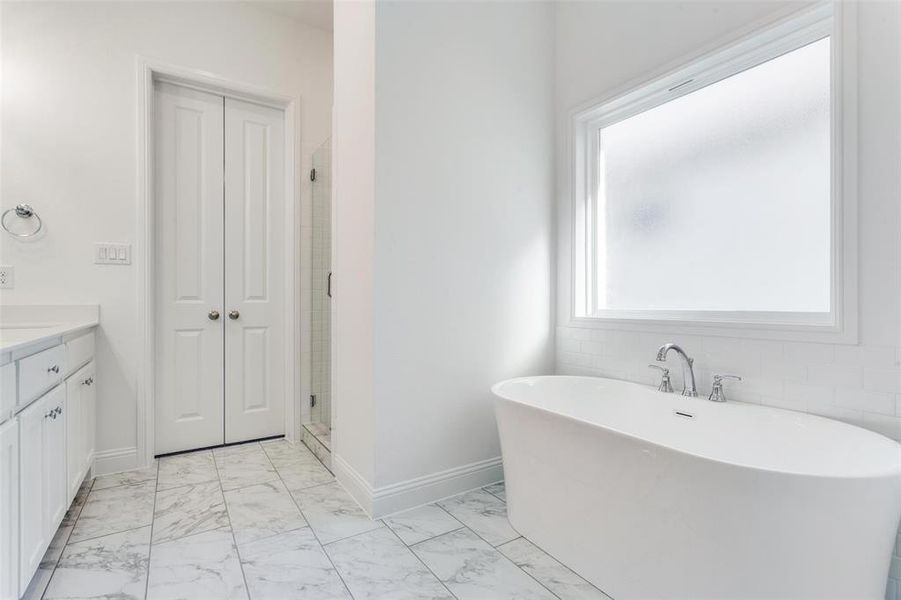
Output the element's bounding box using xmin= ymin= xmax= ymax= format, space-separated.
xmin=709 ymin=374 xmax=742 ymax=403
xmin=648 ymin=364 xmax=674 ymax=393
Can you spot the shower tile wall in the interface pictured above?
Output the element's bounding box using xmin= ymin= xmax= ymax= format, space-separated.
xmin=310 ymin=141 xmax=331 ymax=429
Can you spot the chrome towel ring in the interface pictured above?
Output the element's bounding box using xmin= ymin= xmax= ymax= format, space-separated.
xmin=2 ymin=204 xmax=43 ymax=238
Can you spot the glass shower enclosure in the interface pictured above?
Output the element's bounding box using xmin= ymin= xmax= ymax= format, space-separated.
xmin=307 ymin=139 xmax=331 ymax=451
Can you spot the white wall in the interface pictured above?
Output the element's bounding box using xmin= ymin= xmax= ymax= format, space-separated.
xmin=554 ymin=1 xmax=901 ymax=594
xmin=332 ymin=0 xmax=377 ymax=492
xmin=0 ymin=1 xmax=333 ymax=470
xmin=373 ymin=0 xmax=555 ymax=491
xmin=332 ymin=0 xmax=555 ymax=514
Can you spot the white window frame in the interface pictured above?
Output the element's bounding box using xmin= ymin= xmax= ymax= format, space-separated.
xmin=569 ymin=2 xmax=858 ymax=343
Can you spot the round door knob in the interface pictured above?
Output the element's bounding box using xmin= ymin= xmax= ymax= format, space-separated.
xmin=228 ymin=310 xmax=240 ymax=320
xmin=208 ymin=310 xmax=220 ymax=321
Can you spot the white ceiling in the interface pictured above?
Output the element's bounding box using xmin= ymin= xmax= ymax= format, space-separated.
xmin=250 ymin=0 xmax=333 ymax=31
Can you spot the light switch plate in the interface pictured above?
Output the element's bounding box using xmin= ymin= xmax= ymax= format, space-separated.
xmin=0 ymin=266 xmax=13 ymax=289
xmin=94 ymin=243 xmax=131 ymax=265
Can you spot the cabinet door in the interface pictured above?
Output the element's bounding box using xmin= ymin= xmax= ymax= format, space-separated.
xmin=65 ymin=366 xmax=85 ymax=504
xmin=0 ymin=418 xmax=19 ymax=600
xmin=18 ymin=394 xmax=48 ymax=591
xmin=44 ymin=385 xmax=68 ymax=536
xmin=82 ymin=361 xmax=96 ymax=474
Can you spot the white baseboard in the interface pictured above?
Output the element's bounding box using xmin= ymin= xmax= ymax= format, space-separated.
xmin=332 ymin=454 xmax=374 ymax=515
xmin=92 ymin=446 xmax=138 ymax=476
xmin=333 ymin=454 xmax=504 ymax=519
xmin=373 ymin=457 xmax=503 ymax=517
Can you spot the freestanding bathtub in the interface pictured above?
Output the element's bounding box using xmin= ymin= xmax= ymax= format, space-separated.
xmin=493 ymin=376 xmax=901 ymax=600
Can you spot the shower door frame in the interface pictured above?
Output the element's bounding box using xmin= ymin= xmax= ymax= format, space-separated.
xmin=309 ymin=140 xmax=333 ymax=434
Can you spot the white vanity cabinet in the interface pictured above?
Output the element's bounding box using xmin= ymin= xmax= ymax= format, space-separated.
xmin=17 ymin=385 xmax=66 ymax=592
xmin=0 ymin=418 xmax=19 ymax=600
xmin=18 ymin=384 xmax=68 ymax=592
xmin=66 ymin=360 xmax=95 ymax=503
xmin=16 ymin=345 xmax=66 ymax=409
xmin=0 ymin=364 xmax=15 ymax=424
xmin=0 ymin=316 xmax=97 ymax=600
xmin=45 ymin=384 xmax=68 ymax=532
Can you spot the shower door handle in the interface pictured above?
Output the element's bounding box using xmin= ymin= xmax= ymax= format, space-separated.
xmin=327 ymin=272 xmax=332 ymax=298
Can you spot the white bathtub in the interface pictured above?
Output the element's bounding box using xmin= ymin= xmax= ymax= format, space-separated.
xmin=493 ymin=376 xmax=901 ymax=600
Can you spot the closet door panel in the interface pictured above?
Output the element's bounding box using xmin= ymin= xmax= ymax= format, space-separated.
xmin=223 ymin=98 xmax=286 ymax=443
xmin=154 ymin=82 xmax=226 ymax=455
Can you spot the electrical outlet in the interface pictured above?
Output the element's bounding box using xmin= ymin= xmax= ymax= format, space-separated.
xmin=94 ymin=243 xmax=131 ymax=265
xmin=0 ymin=266 xmax=14 ymax=289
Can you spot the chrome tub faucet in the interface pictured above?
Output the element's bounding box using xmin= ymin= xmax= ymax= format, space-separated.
xmin=656 ymin=343 xmax=698 ymax=397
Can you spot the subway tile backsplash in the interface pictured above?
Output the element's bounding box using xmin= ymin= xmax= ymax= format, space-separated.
xmin=556 ymin=326 xmax=901 ymax=436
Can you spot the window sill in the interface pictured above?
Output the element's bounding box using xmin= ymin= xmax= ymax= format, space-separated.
xmin=566 ymin=313 xmax=858 ymax=345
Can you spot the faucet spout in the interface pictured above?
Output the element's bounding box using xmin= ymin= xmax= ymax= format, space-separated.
xmin=656 ymin=343 xmax=698 ymax=397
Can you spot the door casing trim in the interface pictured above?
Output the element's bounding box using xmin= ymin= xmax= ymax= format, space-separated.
xmin=136 ymin=57 xmax=300 ymax=467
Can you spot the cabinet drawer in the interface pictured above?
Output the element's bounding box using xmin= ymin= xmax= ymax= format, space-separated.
xmin=65 ymin=332 xmax=95 ymax=376
xmin=17 ymin=346 xmax=66 ymax=408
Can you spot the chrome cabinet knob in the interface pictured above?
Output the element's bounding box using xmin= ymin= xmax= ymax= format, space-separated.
xmin=47 ymin=365 xmax=60 ymax=374
xmin=228 ymin=310 xmax=240 ymax=320
xmin=208 ymin=310 xmax=220 ymax=321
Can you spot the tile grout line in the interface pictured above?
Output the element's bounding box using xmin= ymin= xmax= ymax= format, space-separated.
xmin=233 ymin=522 xmax=313 ymax=549
xmin=382 ymin=523 xmax=467 ymax=549
xmin=436 ymin=493 xmax=519 ymax=548
xmin=40 ymin=476 xmax=96 ymax=600
xmin=90 ymin=461 xmax=159 ymax=492
xmin=156 ymin=478 xmax=220 ymax=494
xmin=482 ymin=483 xmax=506 ymax=503
xmin=261 ymin=443 xmax=339 ymax=497
xmin=472 ymin=486 xmax=611 ymax=599
xmin=428 ymin=496 xmax=566 ymax=600
xmin=317 ymin=522 xmax=387 ymax=548
xmin=155 ymin=449 xmax=217 ymax=493
xmin=498 ymin=536 xmax=613 ymax=599
xmin=142 ymin=462 xmax=160 ymax=600
xmin=63 ymin=523 xmax=151 ymax=548
xmin=309 ymin=489 xmax=512 ymax=599
xmin=265 ymin=440 xmax=356 ymax=599
xmin=212 ymin=449 xmax=254 ymax=600
xmin=380 ymin=523 xmax=461 ymax=600
xmin=411 ymin=523 xmax=564 ymax=600
xmin=149 ymin=522 xmax=238 ymax=548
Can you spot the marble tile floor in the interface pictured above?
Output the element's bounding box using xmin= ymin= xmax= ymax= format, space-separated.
xmin=26 ymin=439 xmax=611 ymax=600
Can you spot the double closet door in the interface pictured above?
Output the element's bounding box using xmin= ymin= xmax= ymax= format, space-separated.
xmin=154 ymin=81 xmax=286 ymax=456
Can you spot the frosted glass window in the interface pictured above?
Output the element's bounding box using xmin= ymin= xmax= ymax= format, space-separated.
xmin=596 ymin=37 xmax=831 ymax=313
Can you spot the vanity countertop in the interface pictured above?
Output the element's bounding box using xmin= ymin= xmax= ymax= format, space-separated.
xmin=0 ymin=305 xmax=100 ymax=354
